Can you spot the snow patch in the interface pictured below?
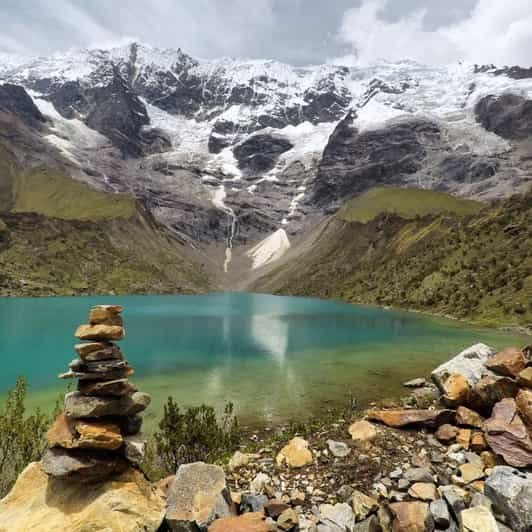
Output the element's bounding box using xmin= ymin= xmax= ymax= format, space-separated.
xmin=246 ymin=229 xmax=291 ymax=270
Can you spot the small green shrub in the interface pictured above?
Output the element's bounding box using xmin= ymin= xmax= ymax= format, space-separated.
xmin=0 ymin=377 xmax=60 ymax=497
xmin=143 ymin=398 xmax=240 ymax=480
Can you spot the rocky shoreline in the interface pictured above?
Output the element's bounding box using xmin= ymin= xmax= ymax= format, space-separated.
xmin=0 ymin=306 xmax=531 ymax=531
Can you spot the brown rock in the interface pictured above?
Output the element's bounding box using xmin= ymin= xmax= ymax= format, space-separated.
xmin=456 ymin=428 xmax=472 ymax=449
xmin=456 ymin=406 xmax=484 ymax=429
xmin=480 ymin=451 xmax=499 ymax=469
xmin=89 ymin=304 xmax=124 ymax=326
xmin=367 ymin=408 xmax=454 ymax=429
xmin=388 ymin=501 xmax=433 ymax=532
xmin=349 ymin=420 xmax=377 ymax=448
xmin=407 ymin=482 xmax=438 ymax=501
xmin=485 ymin=347 xmax=526 ymax=378
xmin=516 ymin=388 xmax=532 ymax=428
xmin=460 ymin=506 xmax=498 ymax=532
xmin=277 ymin=508 xmax=298 ymax=531
xmin=0 ymin=462 xmax=165 ymax=532
xmin=442 ymin=373 xmax=470 ymax=407
xmin=458 ymin=463 xmax=485 ymax=484
xmin=75 ymin=324 xmax=125 ymax=341
xmin=469 ymin=376 xmax=519 ymax=413
xmin=64 ymin=391 xmax=150 ymax=418
xmin=483 ymin=398 xmax=532 ymax=467
xmin=435 ymin=424 xmax=458 ymax=443
xmin=276 ymin=437 xmax=313 ymax=468
xmin=78 ymin=378 xmax=137 ymax=397
xmin=75 ymin=342 xmax=123 ymax=361
xmin=517 ymin=367 xmax=532 ymax=388
xmin=208 ymin=513 xmax=273 ymax=532
xmin=471 ymin=431 xmax=488 ymax=452
xmin=156 ymin=475 xmax=175 ymax=498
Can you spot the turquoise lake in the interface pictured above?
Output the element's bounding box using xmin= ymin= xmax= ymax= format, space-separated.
xmin=0 ymin=293 xmax=527 ymax=428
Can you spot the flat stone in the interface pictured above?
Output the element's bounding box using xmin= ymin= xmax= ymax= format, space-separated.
xmin=483 ymin=398 xmax=532 ymax=467
xmin=485 ymin=347 xmax=526 ymax=378
xmin=351 ymin=490 xmax=379 ymax=522
xmin=517 ymin=367 xmax=532 ymax=388
xmin=89 ymin=304 xmax=124 ymax=325
xmin=78 ymin=378 xmax=137 ymax=397
xmin=209 ymin=512 xmax=273 ymax=532
xmin=458 ymin=463 xmax=485 ymax=484
xmin=42 ymin=447 xmax=128 ymax=481
xmin=75 ymin=342 xmax=123 ymax=361
xmin=456 ymin=406 xmax=484 ymax=428
xmin=404 ymin=467 xmax=433 ymax=483
xmin=0 ymin=462 xmax=164 ymax=532
xmin=403 ymin=378 xmax=429 ymax=388
xmin=59 ymin=366 xmax=134 ymax=381
xmin=484 ymin=466 xmax=532 ymax=532
xmin=75 ymin=323 xmax=125 ymax=341
xmin=367 ymin=408 xmax=454 ymax=429
xmin=438 ymin=485 xmax=469 ymax=521
xmin=431 ymin=343 xmax=496 ymax=391
xmin=469 ymin=376 xmax=519 ymax=413
xmin=435 ymin=424 xmax=458 ymax=442
xmin=388 ymin=501 xmax=434 ymax=532
xmin=408 ymin=482 xmax=438 ymax=501
xmin=123 ymin=433 xmax=146 ymax=465
xmin=166 ymin=462 xmax=234 ymax=531
xmin=460 ymin=506 xmax=498 ymax=532
xmin=327 ymin=439 xmax=351 ymax=458
xmin=429 ymin=499 xmax=450 ymax=529
xmin=318 ymin=503 xmax=355 ymax=531
xmin=442 ymin=373 xmax=470 ymax=407
xmin=276 ymin=437 xmax=313 ymax=468
xmin=348 ymin=420 xmax=377 ymax=448
xmin=516 ymin=388 xmax=532 ymax=428
xmin=64 ymin=391 xmax=150 ymax=418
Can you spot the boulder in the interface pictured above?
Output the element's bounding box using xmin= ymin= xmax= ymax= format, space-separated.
xmin=460 ymin=506 xmax=498 ymax=532
xmin=327 ymin=439 xmax=351 ymax=458
xmin=456 ymin=406 xmax=484 ymax=429
xmin=366 ymin=409 xmax=454 ymax=429
xmin=485 ymin=347 xmax=527 ymax=378
xmin=75 ymin=324 xmax=125 ymax=341
xmin=0 ymin=462 xmax=165 ymax=532
xmin=484 ymin=466 xmax=532 ymax=532
xmin=276 ymin=437 xmax=313 ymax=468
xmin=208 ymin=512 xmax=273 ymax=532
xmin=388 ymin=501 xmax=434 ymax=532
xmin=165 ymin=462 xmax=234 ymax=531
xmin=431 ymin=344 xmax=496 ymax=391
xmin=435 ymin=424 xmax=458 ymax=443
xmin=318 ymin=503 xmax=355 ymax=531
xmin=516 ymin=388 xmax=532 ymax=428
xmin=407 ymin=482 xmax=438 ymax=501
xmin=75 ymin=342 xmax=123 ymax=361
xmin=78 ymin=378 xmax=137 ymax=397
xmin=469 ymin=376 xmax=519 ymax=413
xmin=351 ymin=490 xmax=379 ymax=522
xmin=483 ymin=398 xmax=532 ymax=467
xmin=441 ymin=373 xmax=470 ymax=407
xmin=517 ymin=367 xmax=532 ymax=388
xmin=64 ymin=391 xmax=150 ymax=418
xmin=348 ymin=420 xmax=377 ymax=448
xmin=41 ymin=447 xmax=128 ymax=480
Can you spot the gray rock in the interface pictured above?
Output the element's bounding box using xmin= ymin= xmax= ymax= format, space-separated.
xmin=353 ymin=515 xmax=379 ymax=532
xmin=484 ymin=466 xmax=532 ymax=532
xmin=165 ymin=462 xmax=233 ymax=531
xmin=430 ymin=499 xmax=450 ymax=529
xmin=404 ymin=467 xmax=433 ymax=483
xmin=241 ymin=493 xmax=268 ymax=512
xmin=123 ymin=434 xmax=145 ymax=466
xmin=431 ymin=343 xmax=497 ymax=392
xmin=403 ymin=378 xmax=429 ymax=388
xmin=64 ymin=391 xmax=151 ymax=418
xmin=327 ymin=440 xmax=351 ymax=458
xmin=389 ymin=468 xmax=403 ymax=479
xmin=318 ymin=503 xmax=356 ymax=531
xmin=397 ymin=478 xmax=410 ymax=491
xmin=438 ymin=485 xmax=469 ymax=522
xmin=121 ymin=414 xmax=143 ymax=435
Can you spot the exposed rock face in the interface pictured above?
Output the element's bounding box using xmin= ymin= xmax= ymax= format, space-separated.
xmin=0 ymin=462 xmax=165 ymax=532
xmin=0 ymin=83 xmax=45 ymax=127
xmin=483 ymin=398 xmax=532 ymax=467
xmin=165 ymin=462 xmax=234 ymax=531
xmin=311 ymin=114 xmax=441 ymax=207
xmin=484 ymin=466 xmax=532 ymax=532
xmin=475 ymin=94 xmax=532 ymax=139
xmin=233 ymin=133 xmax=293 ymax=174
xmin=367 ymin=409 xmax=454 ymax=429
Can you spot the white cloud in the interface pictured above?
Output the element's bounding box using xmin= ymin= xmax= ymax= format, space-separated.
xmin=335 ymin=0 xmax=532 ymax=66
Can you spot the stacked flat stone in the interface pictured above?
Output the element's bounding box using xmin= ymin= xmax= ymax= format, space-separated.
xmin=42 ymin=304 xmax=151 ymax=481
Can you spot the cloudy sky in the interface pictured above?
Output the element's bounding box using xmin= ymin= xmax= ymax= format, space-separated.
xmin=0 ymin=0 xmax=530 ymax=66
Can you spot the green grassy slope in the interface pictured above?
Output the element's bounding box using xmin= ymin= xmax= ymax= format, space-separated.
xmin=254 ymin=188 xmax=531 ymax=329
xmin=0 ymin=151 xmax=211 ymax=296
xmin=338 ymin=186 xmax=484 ymax=223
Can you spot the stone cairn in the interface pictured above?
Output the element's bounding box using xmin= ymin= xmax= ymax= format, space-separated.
xmin=42 ymin=304 xmax=151 ymax=481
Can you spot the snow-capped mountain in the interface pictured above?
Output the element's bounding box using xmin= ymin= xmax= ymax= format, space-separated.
xmin=1 ymin=43 xmax=531 ymax=273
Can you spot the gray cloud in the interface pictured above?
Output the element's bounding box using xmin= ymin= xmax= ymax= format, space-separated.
xmin=0 ymin=0 xmax=528 ymax=66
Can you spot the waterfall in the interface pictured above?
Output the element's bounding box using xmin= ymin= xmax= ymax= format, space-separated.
xmin=212 ymin=185 xmax=237 ymax=273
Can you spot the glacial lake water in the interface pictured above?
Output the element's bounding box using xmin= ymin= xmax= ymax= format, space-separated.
xmin=0 ymin=293 xmax=528 ymax=428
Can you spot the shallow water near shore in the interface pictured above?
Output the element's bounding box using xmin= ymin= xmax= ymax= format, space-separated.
xmin=0 ymin=293 xmax=528 ymax=428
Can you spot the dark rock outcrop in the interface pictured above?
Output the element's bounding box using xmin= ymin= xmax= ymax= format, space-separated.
xmin=0 ymin=83 xmax=45 ymax=127
xmin=233 ymin=133 xmax=293 ymax=174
